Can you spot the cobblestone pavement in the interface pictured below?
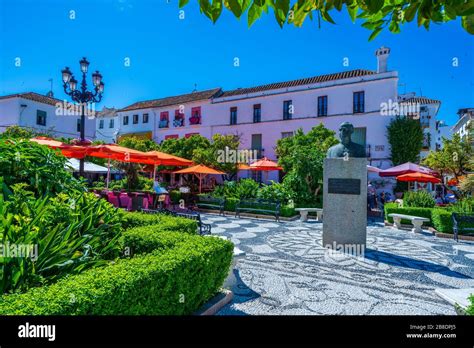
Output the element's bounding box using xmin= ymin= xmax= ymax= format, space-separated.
xmin=199 ymin=214 xmax=474 ymax=315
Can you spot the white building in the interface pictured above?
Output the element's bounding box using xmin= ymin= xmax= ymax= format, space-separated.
xmin=452 ymin=108 xmax=474 ymax=146
xmin=119 ymin=47 xmax=408 ymax=182
xmin=398 ymin=93 xmax=441 ymax=158
xmin=0 ymin=92 xmax=95 ymax=139
xmin=435 ymin=120 xmax=452 ymax=150
xmin=95 ymin=107 xmax=119 ymax=143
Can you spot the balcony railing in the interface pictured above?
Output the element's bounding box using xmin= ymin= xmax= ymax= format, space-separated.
xmin=189 ymin=115 xmax=201 ymax=125
xmin=173 ymin=118 xmax=184 ymax=127
xmin=159 ymin=119 xmax=169 ymax=128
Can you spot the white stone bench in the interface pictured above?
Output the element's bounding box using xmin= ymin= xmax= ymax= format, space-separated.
xmin=388 ymin=213 xmax=430 ymax=233
xmin=295 ymin=208 xmax=323 ymax=222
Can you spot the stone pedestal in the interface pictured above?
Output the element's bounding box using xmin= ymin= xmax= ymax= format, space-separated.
xmin=322 ymin=158 xmax=367 ymax=250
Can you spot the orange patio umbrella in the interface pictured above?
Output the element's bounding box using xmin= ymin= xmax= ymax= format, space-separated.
xmin=249 ymin=157 xmax=283 ymax=183
xmin=174 ymin=164 xmax=224 ymax=193
xmin=237 ymin=163 xmax=251 ymax=170
xmin=396 ymin=172 xmax=441 ymax=184
xmin=144 ymin=150 xmax=193 ymax=182
xmin=86 ymin=144 xmax=154 ymax=188
xmin=30 ymin=137 xmax=89 ymax=159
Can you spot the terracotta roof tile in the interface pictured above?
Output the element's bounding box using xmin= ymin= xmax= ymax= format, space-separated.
xmin=0 ymin=92 xmax=63 ymax=106
xmin=399 ymin=97 xmax=441 ymax=105
xmin=120 ymin=88 xmax=222 ymax=112
xmin=218 ymin=69 xmax=376 ymax=98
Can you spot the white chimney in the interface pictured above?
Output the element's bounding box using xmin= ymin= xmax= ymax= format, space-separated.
xmin=375 ymin=46 xmax=390 ymax=73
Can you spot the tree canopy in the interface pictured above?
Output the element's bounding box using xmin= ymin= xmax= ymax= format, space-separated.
xmin=276 ymin=124 xmax=338 ymax=204
xmin=182 ymin=0 xmax=474 ymax=40
xmin=387 ymin=116 xmax=423 ymax=165
xmin=422 ymin=133 xmax=473 ymax=182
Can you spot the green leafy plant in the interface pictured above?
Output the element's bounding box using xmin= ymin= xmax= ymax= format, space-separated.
xmin=257 ymin=181 xmax=294 ymax=204
xmin=0 ymin=139 xmax=84 ymax=197
xmin=403 ymin=190 xmax=436 ymax=208
xmin=181 ymin=0 xmax=474 ymax=39
xmin=276 ymin=125 xmax=337 ymax=205
xmin=0 ymin=186 xmax=122 ymax=294
xmin=212 ymin=179 xmax=259 ymax=200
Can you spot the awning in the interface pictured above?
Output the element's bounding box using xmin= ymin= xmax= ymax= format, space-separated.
xmin=379 ymin=162 xmax=436 ymax=177
xmin=66 ymin=158 xmax=121 ymax=174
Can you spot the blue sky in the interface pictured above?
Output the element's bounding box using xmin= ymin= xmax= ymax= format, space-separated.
xmin=0 ymin=0 xmax=473 ymax=125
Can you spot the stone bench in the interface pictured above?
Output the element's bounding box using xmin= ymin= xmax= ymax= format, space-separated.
xmin=388 ymin=213 xmax=430 ymax=233
xmin=295 ymin=208 xmax=323 ymax=222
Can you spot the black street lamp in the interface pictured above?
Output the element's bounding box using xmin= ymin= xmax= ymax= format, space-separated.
xmin=62 ymin=57 xmax=104 ymax=176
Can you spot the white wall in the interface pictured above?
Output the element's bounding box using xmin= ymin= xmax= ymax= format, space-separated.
xmin=0 ymin=97 xmax=95 ymax=139
xmin=0 ymin=98 xmax=21 ymax=132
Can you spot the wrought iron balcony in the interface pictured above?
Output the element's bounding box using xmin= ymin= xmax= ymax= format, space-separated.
xmin=189 ymin=115 xmax=201 ymax=125
xmin=159 ymin=119 xmax=169 ymax=128
xmin=173 ymin=118 xmax=184 ymax=127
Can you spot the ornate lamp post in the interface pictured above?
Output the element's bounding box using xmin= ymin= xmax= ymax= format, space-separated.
xmin=62 ymin=57 xmax=104 ymax=176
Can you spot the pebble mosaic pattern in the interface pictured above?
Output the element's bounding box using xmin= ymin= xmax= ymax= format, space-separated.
xmin=199 ymin=214 xmax=474 ymax=315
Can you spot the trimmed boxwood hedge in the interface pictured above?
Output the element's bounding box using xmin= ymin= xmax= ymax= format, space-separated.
xmin=122 ymin=226 xmax=192 ymax=255
xmin=384 ymin=203 xmax=433 ymax=227
xmin=121 ymin=211 xmax=197 ymax=233
xmin=431 ymin=209 xmax=453 ymax=233
xmin=0 ymin=233 xmax=233 ymax=315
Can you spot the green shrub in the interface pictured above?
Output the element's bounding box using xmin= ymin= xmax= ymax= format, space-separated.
xmin=431 ymin=209 xmax=453 ymax=233
xmin=0 ymin=139 xmax=84 ymax=197
xmin=403 ymin=190 xmax=435 ymax=208
xmin=467 ymin=294 xmax=474 ymax=316
xmin=281 ymin=205 xmax=296 ymax=217
xmin=257 ymin=181 xmax=294 ymax=204
xmin=224 ymin=197 xmax=239 ymax=211
xmin=122 ymin=227 xmax=193 ymax=255
xmin=0 ymin=233 xmax=233 ymax=315
xmin=384 ymin=202 xmax=433 ymax=226
xmin=212 ymin=179 xmax=259 ymax=200
xmin=451 ymin=198 xmax=474 ymax=213
xmin=0 ymin=186 xmax=122 ymax=294
xmin=169 ymin=190 xmax=182 ymax=204
xmin=120 ymin=211 xmax=197 ymax=234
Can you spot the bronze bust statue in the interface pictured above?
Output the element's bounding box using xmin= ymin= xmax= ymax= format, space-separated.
xmin=326 ymin=122 xmax=366 ymax=158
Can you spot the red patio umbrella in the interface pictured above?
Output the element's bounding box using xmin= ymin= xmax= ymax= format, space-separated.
xmin=379 ymin=162 xmax=436 ymax=177
xmin=249 ymin=157 xmax=282 ymax=183
xmin=30 ymin=137 xmax=89 ymax=159
xmin=396 ymin=172 xmax=441 ymax=184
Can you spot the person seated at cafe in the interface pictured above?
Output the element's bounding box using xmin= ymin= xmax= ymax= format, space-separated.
xmin=435 ymin=195 xmax=444 ymax=205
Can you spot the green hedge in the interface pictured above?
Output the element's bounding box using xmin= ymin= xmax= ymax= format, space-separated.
xmin=0 ymin=233 xmax=233 ymax=315
xmin=120 ymin=211 xmax=197 ymax=234
xmin=384 ymin=203 xmax=433 ymax=226
xmin=122 ymin=226 xmax=191 ymax=255
xmin=431 ymin=209 xmax=453 ymax=233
